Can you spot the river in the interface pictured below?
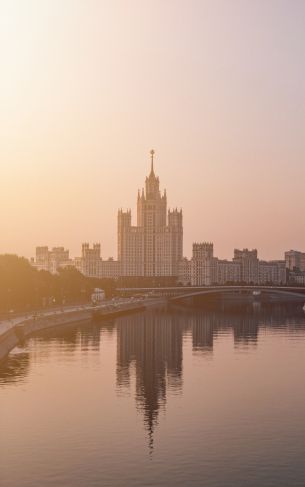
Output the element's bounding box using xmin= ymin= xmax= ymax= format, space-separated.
xmin=1 ymin=302 xmax=305 ymax=487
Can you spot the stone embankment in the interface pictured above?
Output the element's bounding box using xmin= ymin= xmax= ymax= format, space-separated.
xmin=0 ymin=299 xmax=164 ymax=364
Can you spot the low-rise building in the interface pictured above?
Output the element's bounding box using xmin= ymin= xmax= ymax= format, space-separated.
xmin=191 ymin=243 xmax=214 ymax=286
xmin=33 ymin=246 xmax=72 ymax=274
xmin=178 ymin=247 xmax=288 ymax=287
xmin=177 ymin=258 xmax=192 ymax=286
xmin=259 ymin=260 xmax=286 ymax=285
xmin=76 ymin=243 xmax=120 ymax=279
xmin=77 ymin=243 xmax=101 ymax=278
xmin=233 ymin=249 xmax=259 ymax=284
xmin=287 ymin=269 xmax=305 ymax=286
xmin=98 ymin=258 xmax=121 ymax=279
xmin=214 ymin=259 xmax=241 ymax=284
xmin=285 ymin=250 xmax=305 ymax=272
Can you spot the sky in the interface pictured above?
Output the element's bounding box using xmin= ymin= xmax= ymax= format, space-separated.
xmin=0 ymin=0 xmax=304 ymax=261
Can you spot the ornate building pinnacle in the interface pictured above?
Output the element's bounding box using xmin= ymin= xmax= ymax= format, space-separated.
xmin=150 ymin=149 xmax=155 ymax=175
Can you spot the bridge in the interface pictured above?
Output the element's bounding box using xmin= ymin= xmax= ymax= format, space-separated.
xmin=117 ymin=286 xmax=305 ymax=303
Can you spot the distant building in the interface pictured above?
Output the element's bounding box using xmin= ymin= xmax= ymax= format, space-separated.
xmin=178 ymin=246 xmax=286 ymax=286
xmin=99 ymin=258 xmax=120 ymax=279
xmin=233 ymin=249 xmax=259 ymax=284
xmin=259 ymin=260 xmax=286 ymax=285
xmin=118 ymin=151 xmax=183 ymax=278
xmin=287 ymin=269 xmax=305 ymax=286
xmin=191 ymin=243 xmax=214 ymax=286
xmin=33 ymin=243 xmax=120 ymax=279
xmin=285 ymin=250 xmax=305 ymax=272
xmin=214 ymin=259 xmax=241 ymax=284
xmin=34 ymin=246 xmax=71 ymax=274
xmin=32 ymin=153 xmax=302 ymax=288
xmin=177 ymin=258 xmax=192 ymax=286
xmin=75 ymin=243 xmax=120 ymax=279
xmin=76 ymin=243 xmax=101 ymax=278
xmin=35 ymin=246 xmax=50 ymax=271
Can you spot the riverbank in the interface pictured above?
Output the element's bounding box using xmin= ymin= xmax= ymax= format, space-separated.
xmin=0 ymin=298 xmax=165 ymax=364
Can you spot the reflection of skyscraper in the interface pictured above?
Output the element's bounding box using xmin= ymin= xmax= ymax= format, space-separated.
xmin=116 ymin=304 xmax=276 ymax=451
xmin=116 ymin=309 xmax=184 ymax=451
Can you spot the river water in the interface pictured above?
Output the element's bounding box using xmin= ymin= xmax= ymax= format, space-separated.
xmin=1 ymin=302 xmax=305 ymax=487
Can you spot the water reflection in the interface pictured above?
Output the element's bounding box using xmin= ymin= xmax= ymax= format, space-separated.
xmin=115 ymin=303 xmax=305 ymax=450
xmin=116 ymin=310 xmax=184 ymax=451
xmin=0 ymin=350 xmax=30 ymax=385
xmin=1 ymin=303 xmax=305 ymax=452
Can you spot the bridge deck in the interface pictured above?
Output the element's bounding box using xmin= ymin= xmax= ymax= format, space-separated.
xmin=117 ymin=286 xmax=305 ymax=301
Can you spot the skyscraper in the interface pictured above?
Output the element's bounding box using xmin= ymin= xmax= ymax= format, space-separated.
xmin=118 ymin=151 xmax=183 ymax=277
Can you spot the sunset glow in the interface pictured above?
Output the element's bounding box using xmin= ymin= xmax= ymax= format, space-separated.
xmin=1 ymin=0 xmax=304 ymax=261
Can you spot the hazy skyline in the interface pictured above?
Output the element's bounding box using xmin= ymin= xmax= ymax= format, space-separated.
xmin=1 ymin=0 xmax=305 ymax=260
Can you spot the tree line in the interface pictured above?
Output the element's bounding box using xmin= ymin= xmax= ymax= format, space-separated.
xmin=0 ymin=255 xmax=116 ymax=314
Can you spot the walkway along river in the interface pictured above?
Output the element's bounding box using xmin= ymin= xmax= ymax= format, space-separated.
xmin=0 ymin=298 xmax=165 ymax=363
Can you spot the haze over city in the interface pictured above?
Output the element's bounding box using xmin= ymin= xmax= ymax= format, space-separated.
xmin=2 ymin=3 xmax=305 ymax=487
xmin=1 ymin=0 xmax=305 ymax=260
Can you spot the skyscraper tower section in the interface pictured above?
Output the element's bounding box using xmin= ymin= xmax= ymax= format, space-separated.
xmin=118 ymin=151 xmax=183 ymax=278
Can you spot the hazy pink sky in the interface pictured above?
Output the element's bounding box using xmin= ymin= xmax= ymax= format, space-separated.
xmin=1 ymin=0 xmax=304 ymax=260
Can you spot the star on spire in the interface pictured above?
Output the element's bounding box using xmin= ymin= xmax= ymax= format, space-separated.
xmin=150 ymin=149 xmax=155 ymax=175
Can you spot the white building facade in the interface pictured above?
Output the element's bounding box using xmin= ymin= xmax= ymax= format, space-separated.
xmin=285 ymin=250 xmax=305 ymax=272
xmin=178 ymin=246 xmax=287 ymax=286
xmin=191 ymin=243 xmax=215 ymax=286
xmin=75 ymin=243 xmax=120 ymax=279
xmin=118 ymin=151 xmax=183 ymax=277
xmin=259 ymin=260 xmax=286 ymax=285
xmin=33 ymin=246 xmax=72 ymax=274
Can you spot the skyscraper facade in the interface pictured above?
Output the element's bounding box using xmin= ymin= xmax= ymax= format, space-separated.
xmin=118 ymin=151 xmax=183 ymax=277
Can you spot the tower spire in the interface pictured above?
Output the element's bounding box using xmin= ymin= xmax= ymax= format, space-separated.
xmin=150 ymin=149 xmax=155 ymax=175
